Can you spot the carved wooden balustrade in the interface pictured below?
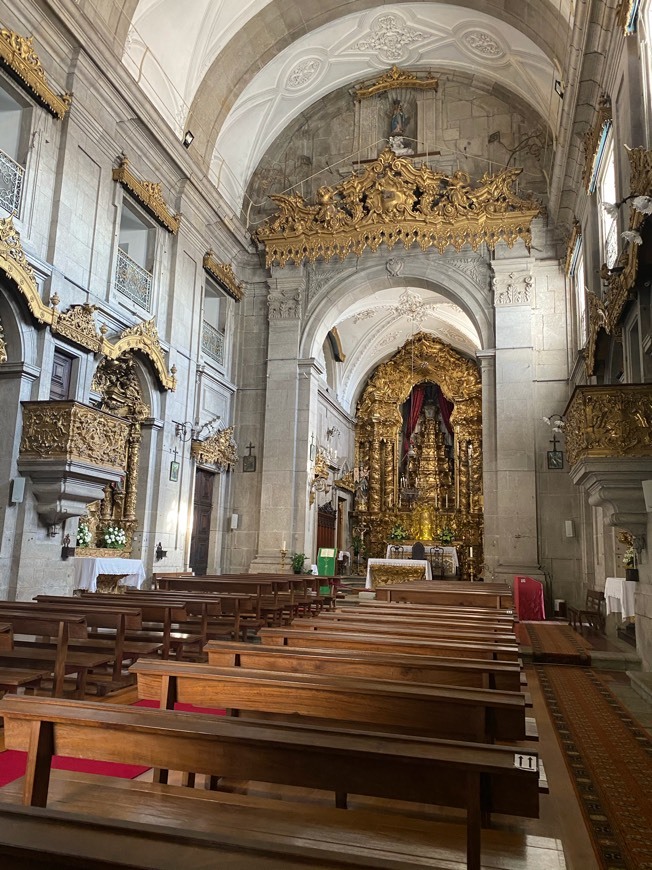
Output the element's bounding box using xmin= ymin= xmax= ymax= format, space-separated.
xmin=565 ymin=384 xmax=652 ymax=538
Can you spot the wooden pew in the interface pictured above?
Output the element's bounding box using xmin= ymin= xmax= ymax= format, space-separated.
xmin=130 ymin=658 xmax=529 ymax=744
xmin=0 ymin=783 xmax=566 ymax=870
xmin=297 ymin=616 xmax=517 ymax=645
xmin=354 ymin=599 xmax=516 ymax=624
xmin=0 ymin=623 xmax=12 ymax=650
xmin=0 ymin=695 xmax=542 ymax=870
xmin=0 ymin=610 xmax=91 ymax=696
xmin=375 ymin=583 xmax=514 ymax=609
xmin=258 ymin=626 xmax=521 ymax=662
xmin=204 ymin=640 xmax=525 ymax=691
xmin=341 ymin=606 xmax=515 ymax=628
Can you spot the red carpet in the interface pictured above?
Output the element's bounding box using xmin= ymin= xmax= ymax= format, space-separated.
xmin=525 ymin=621 xmax=591 ymax=666
xmin=0 ymin=750 xmax=148 ymax=787
xmin=0 ymin=700 xmax=225 ymax=789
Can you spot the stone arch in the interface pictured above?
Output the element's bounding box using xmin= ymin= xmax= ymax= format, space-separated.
xmin=0 ymin=279 xmax=38 ymax=368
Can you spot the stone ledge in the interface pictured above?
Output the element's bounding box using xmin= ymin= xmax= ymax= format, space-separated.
xmin=628 ymin=670 xmax=652 ymax=705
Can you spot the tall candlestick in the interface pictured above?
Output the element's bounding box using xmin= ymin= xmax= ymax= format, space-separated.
xmin=469 ymin=546 xmax=473 ymax=559
xmin=282 ymin=540 xmax=286 ymax=551
xmin=445 ymin=494 xmax=448 ymax=509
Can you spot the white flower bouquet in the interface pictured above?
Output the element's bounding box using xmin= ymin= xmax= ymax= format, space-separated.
xmin=77 ymin=522 xmax=92 ymax=547
xmin=103 ymin=525 xmax=127 ymax=549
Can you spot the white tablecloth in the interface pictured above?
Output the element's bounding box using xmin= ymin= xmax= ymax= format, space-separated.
xmin=385 ymin=545 xmax=459 ymax=573
xmin=604 ymin=577 xmax=637 ymax=620
xmin=366 ymin=559 xmax=432 ymax=589
xmin=74 ymin=557 xmax=146 ymax=591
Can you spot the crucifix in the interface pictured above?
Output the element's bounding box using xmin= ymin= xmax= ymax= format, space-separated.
xmin=547 ymin=433 xmax=564 ymax=470
xmin=548 ymin=433 xmax=560 ymax=452
xmin=245 ymin=442 xmax=255 ymax=456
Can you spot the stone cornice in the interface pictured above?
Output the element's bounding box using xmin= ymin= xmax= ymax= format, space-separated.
xmin=112 ymin=156 xmax=181 ymax=234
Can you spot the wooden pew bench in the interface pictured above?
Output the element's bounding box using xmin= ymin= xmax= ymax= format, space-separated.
xmin=0 ymin=666 xmax=51 ymax=697
xmin=0 ymin=623 xmax=12 ymax=650
xmin=258 ymin=626 xmax=521 ymax=662
xmin=130 ymin=658 xmax=530 ymax=745
xmin=375 ymin=583 xmax=514 ymax=610
xmin=0 ymin=779 xmax=566 ymax=870
xmin=299 ymin=616 xmax=517 ymax=645
xmin=0 ymin=610 xmax=94 ymax=696
xmin=354 ymin=600 xmax=516 ymax=623
xmin=204 ymin=640 xmax=527 ymax=692
xmin=0 ymin=695 xmax=543 ymax=870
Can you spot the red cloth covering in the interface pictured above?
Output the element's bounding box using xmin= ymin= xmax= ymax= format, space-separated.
xmin=514 ymin=576 xmax=545 ymax=621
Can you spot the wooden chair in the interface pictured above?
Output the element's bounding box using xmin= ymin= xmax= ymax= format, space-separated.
xmin=567 ymin=590 xmax=606 ymax=635
xmin=428 ymin=546 xmax=445 ymax=579
xmin=411 ymin=541 xmax=426 ymax=560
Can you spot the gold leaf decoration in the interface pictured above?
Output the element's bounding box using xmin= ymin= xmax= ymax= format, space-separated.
xmin=111 ymin=319 xmax=177 ymax=391
xmin=581 ymin=94 xmax=612 ymax=191
xmin=51 ymin=303 xmax=102 ymax=352
xmin=0 ymin=26 xmax=71 ymax=119
xmin=191 ymin=427 xmax=238 ymax=470
xmin=255 ymin=148 xmax=542 ymax=267
xmin=203 ymin=252 xmax=244 ymax=302
xmin=112 ymin=156 xmax=180 ymax=234
xmin=0 ymin=315 xmax=7 ymax=364
xmin=564 ymin=385 xmax=652 ymax=467
xmin=564 ymin=219 xmax=581 ymax=276
xmin=19 ymin=401 xmax=130 ymax=470
xmin=355 ymin=66 xmax=439 ymax=100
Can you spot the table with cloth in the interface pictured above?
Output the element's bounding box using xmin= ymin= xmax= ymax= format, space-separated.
xmin=366 ymin=558 xmax=432 ymax=589
xmin=73 ymin=557 xmax=146 ymax=592
xmin=604 ymin=577 xmax=637 ymax=621
xmin=385 ymin=544 xmax=459 ymax=576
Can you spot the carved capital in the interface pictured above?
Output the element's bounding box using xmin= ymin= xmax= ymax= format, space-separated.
xmin=493 ymin=270 xmax=533 ymax=306
xmin=268 ymin=288 xmax=302 ymax=320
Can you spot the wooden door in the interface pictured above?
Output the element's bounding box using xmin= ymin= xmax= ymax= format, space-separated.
xmin=317 ymin=504 xmax=336 ymax=555
xmin=189 ymin=469 xmax=214 ymax=576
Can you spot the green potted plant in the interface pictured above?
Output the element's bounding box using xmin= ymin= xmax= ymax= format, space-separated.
xmin=438 ymin=526 xmax=454 ymax=546
xmin=291 ymin=552 xmax=307 ymax=574
xmin=388 ymin=523 xmax=409 ymax=543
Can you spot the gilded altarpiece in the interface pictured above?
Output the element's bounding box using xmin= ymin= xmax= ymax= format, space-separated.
xmin=354 ymin=333 xmax=483 ymax=570
xmin=78 ymin=356 xmax=149 ymax=557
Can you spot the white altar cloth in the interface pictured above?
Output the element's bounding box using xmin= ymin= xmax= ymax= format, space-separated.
xmin=366 ymin=558 xmax=432 ymax=589
xmin=385 ymin=545 xmax=459 ymax=574
xmin=74 ymin=557 xmax=146 ymax=591
xmin=604 ymin=577 xmax=637 ymax=620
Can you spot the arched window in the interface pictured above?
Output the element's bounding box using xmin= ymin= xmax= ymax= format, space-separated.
xmin=569 ymin=235 xmax=587 ymax=349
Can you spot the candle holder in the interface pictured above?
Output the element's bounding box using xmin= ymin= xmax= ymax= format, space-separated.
xmin=280 ymin=548 xmax=288 ymax=570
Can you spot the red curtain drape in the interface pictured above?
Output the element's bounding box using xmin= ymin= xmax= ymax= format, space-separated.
xmin=404 ymin=385 xmax=426 ymax=453
xmin=437 ymin=389 xmax=454 ymax=435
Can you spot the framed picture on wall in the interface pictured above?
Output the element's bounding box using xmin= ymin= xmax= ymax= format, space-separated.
xmin=169 ymin=460 xmax=180 ymax=482
xmin=243 ymin=455 xmax=256 ymax=472
xmin=547 ymin=450 xmax=564 ymax=470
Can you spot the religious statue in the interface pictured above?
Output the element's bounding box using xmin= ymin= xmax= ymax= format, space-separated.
xmin=389 ymin=136 xmax=414 ymax=157
xmin=390 ymin=100 xmax=407 ymax=136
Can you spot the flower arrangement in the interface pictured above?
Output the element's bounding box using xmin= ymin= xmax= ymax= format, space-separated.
xmin=76 ymin=522 xmax=92 ymax=548
xmin=102 ymin=525 xmax=127 ymax=549
xmin=623 ymin=547 xmax=637 ymax=568
xmin=389 ymin=523 xmax=409 ymax=542
xmin=438 ymin=526 xmax=454 ymax=545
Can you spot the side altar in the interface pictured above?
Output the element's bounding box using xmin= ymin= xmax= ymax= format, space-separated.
xmin=352 ymin=334 xmax=483 ymax=582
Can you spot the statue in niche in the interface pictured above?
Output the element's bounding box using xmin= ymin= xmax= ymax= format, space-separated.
xmin=390 ymin=100 xmax=407 ymax=136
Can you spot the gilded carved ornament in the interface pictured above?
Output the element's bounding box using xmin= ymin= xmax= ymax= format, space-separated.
xmin=0 ymin=315 xmax=7 ymax=363
xmin=112 ymin=156 xmax=181 ymax=234
xmin=586 ymin=146 xmax=652 ymax=374
xmin=564 ymin=385 xmax=652 ymax=467
xmin=581 ymin=94 xmax=612 ymax=191
xmin=0 ymin=224 xmax=177 ymax=389
xmin=334 ymin=470 xmax=356 ymax=493
xmin=0 ymin=26 xmax=71 ymax=119
xmin=354 ymin=65 xmax=439 ymax=99
xmin=191 ymin=426 xmax=238 ymax=470
xmin=564 ymin=219 xmax=581 ymax=276
xmin=616 ymin=0 xmax=640 ymax=34
xmin=203 ymin=252 xmax=244 ymax=302
xmin=255 ymin=148 xmax=542 ymax=268
xmin=19 ymin=401 xmax=130 ymax=470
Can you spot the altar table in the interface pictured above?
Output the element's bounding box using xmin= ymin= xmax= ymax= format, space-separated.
xmin=385 ymin=544 xmax=459 ymax=576
xmin=604 ymin=577 xmax=637 ymax=620
xmin=366 ymin=558 xmax=432 ymax=589
xmin=74 ymin=557 xmax=146 ymax=592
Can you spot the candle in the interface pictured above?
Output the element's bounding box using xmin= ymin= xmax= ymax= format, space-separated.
xmin=445 ymin=494 xmax=448 ymax=509
xmin=469 ymin=546 xmax=473 ymax=559
xmin=282 ymin=540 xmax=286 ymax=551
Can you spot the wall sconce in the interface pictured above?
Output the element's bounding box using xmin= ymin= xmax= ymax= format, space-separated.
xmin=554 ymin=80 xmax=565 ymax=99
xmin=309 ymin=433 xmax=316 ymax=461
xmin=182 ymin=130 xmax=195 ymax=148
xmin=174 ymin=420 xmax=194 ymax=442
xmin=542 ymin=414 xmax=566 ymax=434
xmin=326 ymin=426 xmax=341 ymax=439
xmin=155 ymin=542 xmax=167 ymax=560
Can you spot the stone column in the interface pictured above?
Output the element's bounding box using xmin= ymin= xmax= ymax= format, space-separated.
xmin=477 ymin=350 xmax=497 ymax=577
xmin=249 ymin=267 xmax=306 ymax=572
xmin=492 ymin=258 xmax=543 ymax=585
